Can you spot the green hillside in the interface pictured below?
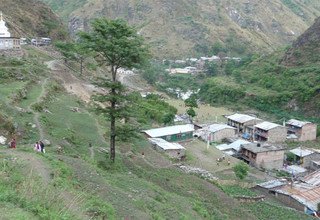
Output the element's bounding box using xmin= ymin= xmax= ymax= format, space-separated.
xmin=197 ymin=17 xmax=320 ymax=121
xmin=0 ymin=43 xmax=314 ymax=219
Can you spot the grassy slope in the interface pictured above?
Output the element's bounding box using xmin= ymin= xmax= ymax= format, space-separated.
xmin=0 ymin=47 xmax=315 ymax=219
xmin=39 ymin=0 xmax=320 ymax=58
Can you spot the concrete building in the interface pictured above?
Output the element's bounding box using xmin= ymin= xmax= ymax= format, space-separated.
xmin=148 ymin=138 xmax=185 ymax=159
xmin=286 ymin=119 xmax=317 ymax=141
xmin=254 ymin=121 xmax=287 ymax=143
xmin=226 ymin=113 xmax=262 ymax=134
xmin=199 ymin=124 xmax=236 ymax=143
xmin=0 ymin=12 xmax=20 ymax=50
xmin=290 ymin=147 xmax=320 ymax=169
xmin=240 ymin=143 xmax=285 ymax=170
xmin=143 ymin=124 xmax=194 ymax=142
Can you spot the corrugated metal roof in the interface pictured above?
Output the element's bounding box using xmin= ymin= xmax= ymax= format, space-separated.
xmin=216 ymin=139 xmax=250 ymax=152
xmin=290 ymin=147 xmax=314 ymax=157
xmin=254 ymin=121 xmax=282 ymax=131
xmin=143 ymin=124 xmax=194 ymax=138
xmin=257 ymin=180 xmax=287 ymax=189
xmin=228 ymin=139 xmax=251 ymax=151
xmin=302 ymin=170 xmax=320 ymax=186
xmin=283 ymin=165 xmax=307 ymax=175
xmin=276 ymin=184 xmax=320 ymax=211
xmin=148 ymin=138 xmax=185 ymax=150
xmin=207 ymin=124 xmax=235 ymax=133
xmin=286 ymin=119 xmax=311 ymax=128
xmin=226 ymin=113 xmax=258 ymax=123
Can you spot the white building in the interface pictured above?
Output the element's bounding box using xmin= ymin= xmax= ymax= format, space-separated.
xmin=199 ymin=124 xmax=236 ymax=143
xmin=0 ymin=12 xmax=20 ymax=50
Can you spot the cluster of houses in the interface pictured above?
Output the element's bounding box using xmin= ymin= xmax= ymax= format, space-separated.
xmin=165 ymin=55 xmax=241 ymax=75
xmin=254 ymin=170 xmax=320 ymax=216
xmin=142 ymin=113 xmax=319 ymax=216
xmin=0 ymin=12 xmax=51 ymax=51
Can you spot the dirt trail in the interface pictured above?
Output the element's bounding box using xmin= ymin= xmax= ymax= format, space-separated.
xmin=1 ymin=150 xmax=51 ymax=183
xmin=27 ymin=78 xmax=48 ymax=140
xmin=45 ymin=60 xmax=103 ymax=103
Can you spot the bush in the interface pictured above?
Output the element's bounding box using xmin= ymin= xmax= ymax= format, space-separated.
xmin=233 ymin=162 xmax=249 ymax=180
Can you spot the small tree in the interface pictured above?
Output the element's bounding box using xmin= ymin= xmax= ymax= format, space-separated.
xmin=233 ymin=162 xmax=249 ymax=180
xmin=184 ymin=95 xmax=198 ymax=123
xmin=55 ymin=41 xmax=89 ymax=75
xmin=79 ymin=18 xmax=149 ymax=163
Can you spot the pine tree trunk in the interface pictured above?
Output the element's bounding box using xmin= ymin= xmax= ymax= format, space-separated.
xmin=110 ymin=105 xmax=116 ymax=162
xmin=109 ymin=66 xmax=117 ymax=163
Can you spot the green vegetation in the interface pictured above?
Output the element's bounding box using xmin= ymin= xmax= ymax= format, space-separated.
xmin=130 ymin=93 xmax=177 ymax=126
xmin=281 ymin=0 xmax=304 ymax=17
xmin=219 ymin=185 xmax=257 ymax=197
xmin=233 ymin=162 xmax=249 ymax=180
xmin=247 ymin=201 xmax=314 ymax=220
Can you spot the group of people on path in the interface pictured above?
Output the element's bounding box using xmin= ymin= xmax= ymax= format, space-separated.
xmin=8 ymin=138 xmax=46 ymax=153
xmin=34 ymin=141 xmax=45 ymax=153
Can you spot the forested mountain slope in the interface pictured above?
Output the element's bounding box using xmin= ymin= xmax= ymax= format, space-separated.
xmin=199 ymin=15 xmax=320 ymax=119
xmin=40 ymin=0 xmax=320 ymax=57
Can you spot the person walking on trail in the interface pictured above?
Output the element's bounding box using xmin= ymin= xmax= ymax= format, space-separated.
xmin=10 ymin=138 xmax=16 ymax=149
xmin=39 ymin=141 xmax=45 ymax=153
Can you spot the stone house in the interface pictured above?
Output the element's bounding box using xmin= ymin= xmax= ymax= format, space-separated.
xmin=254 ymin=121 xmax=287 ymax=143
xmin=286 ymin=119 xmax=317 ymax=141
xmin=199 ymin=124 xmax=236 ymax=143
xmin=240 ymin=143 xmax=285 ymax=170
xmin=290 ymin=147 xmax=320 ymax=169
xmin=226 ymin=113 xmax=262 ymax=135
xmin=148 ymin=138 xmax=185 ymax=159
xmin=143 ymin=124 xmax=194 ymax=142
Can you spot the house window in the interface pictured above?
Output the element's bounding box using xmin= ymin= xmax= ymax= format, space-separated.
xmin=166 ymin=136 xmax=171 ymax=141
xmin=177 ymin=133 xmax=182 ymax=139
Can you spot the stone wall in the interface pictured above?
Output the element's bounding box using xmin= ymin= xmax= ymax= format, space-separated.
xmin=268 ymin=126 xmax=287 ymax=142
xmin=300 ymin=123 xmax=317 ymax=141
xmin=256 ymin=150 xmax=285 ymax=170
xmin=211 ymin=128 xmax=236 ymax=142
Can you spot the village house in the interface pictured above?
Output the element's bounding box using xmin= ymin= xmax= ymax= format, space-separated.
xmin=255 ymin=180 xmax=320 ymax=215
xmin=0 ymin=12 xmax=20 ymax=50
xmin=274 ymin=184 xmax=320 ymax=215
xmin=143 ymin=124 xmax=194 ymax=142
xmin=240 ymin=143 xmax=285 ymax=170
xmin=289 ymin=147 xmax=320 ymax=169
xmin=254 ymin=121 xmax=287 ymax=142
xmin=286 ymin=119 xmax=317 ymax=141
xmin=226 ymin=113 xmax=262 ymax=135
xmin=148 ymin=138 xmax=185 ymax=159
xmin=198 ymin=124 xmax=236 ymax=143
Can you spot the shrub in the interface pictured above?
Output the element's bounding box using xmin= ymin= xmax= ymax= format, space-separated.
xmin=233 ymin=162 xmax=249 ymax=180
